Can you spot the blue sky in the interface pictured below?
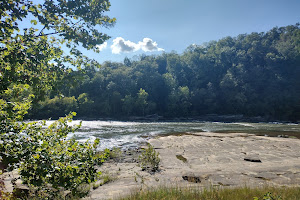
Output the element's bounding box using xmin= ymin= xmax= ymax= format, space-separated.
xmin=26 ymin=0 xmax=300 ymax=64
xmin=91 ymin=0 xmax=300 ymax=63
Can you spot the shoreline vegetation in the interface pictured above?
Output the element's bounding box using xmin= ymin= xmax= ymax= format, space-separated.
xmin=120 ymin=186 xmax=300 ymax=200
xmin=28 ymin=114 xmax=299 ymax=124
xmin=27 ymin=24 xmax=300 ymax=122
xmin=80 ymin=116 xmax=299 ymax=124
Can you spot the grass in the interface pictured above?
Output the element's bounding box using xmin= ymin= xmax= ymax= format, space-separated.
xmin=92 ymin=174 xmax=116 ymax=189
xmin=120 ymin=185 xmax=300 ymax=200
xmin=109 ymin=147 xmax=123 ymax=160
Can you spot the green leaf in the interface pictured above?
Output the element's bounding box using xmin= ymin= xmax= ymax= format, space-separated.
xmin=30 ymin=20 xmax=37 ymax=25
xmin=1 ymin=0 xmax=115 ymax=197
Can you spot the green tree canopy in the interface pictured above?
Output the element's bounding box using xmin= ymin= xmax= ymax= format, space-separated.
xmin=30 ymin=23 xmax=300 ymax=121
xmin=0 ymin=0 xmax=115 ymax=198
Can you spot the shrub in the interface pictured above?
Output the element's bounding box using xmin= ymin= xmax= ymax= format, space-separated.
xmin=1 ymin=113 xmax=109 ymax=199
xmin=138 ymin=144 xmax=160 ymax=172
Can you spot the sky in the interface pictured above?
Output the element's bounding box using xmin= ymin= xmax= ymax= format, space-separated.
xmin=26 ymin=0 xmax=300 ymax=64
xmin=89 ymin=0 xmax=300 ymax=63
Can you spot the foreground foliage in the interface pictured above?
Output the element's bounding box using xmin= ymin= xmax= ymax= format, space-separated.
xmin=21 ymin=114 xmax=109 ymax=196
xmin=120 ymin=186 xmax=300 ymax=200
xmin=0 ymin=0 xmax=115 ymax=198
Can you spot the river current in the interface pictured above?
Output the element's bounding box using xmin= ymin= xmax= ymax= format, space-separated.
xmin=61 ymin=121 xmax=300 ymax=150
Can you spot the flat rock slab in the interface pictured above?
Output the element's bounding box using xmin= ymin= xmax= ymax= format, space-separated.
xmin=84 ymin=133 xmax=300 ymax=199
xmin=5 ymin=132 xmax=300 ymax=200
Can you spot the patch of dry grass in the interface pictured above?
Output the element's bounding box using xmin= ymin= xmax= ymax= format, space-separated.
xmin=120 ymin=185 xmax=300 ymax=200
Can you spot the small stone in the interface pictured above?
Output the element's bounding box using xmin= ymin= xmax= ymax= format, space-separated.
xmin=182 ymin=173 xmax=201 ymax=183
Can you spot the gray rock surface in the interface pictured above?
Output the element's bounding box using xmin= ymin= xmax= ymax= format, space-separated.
xmin=83 ymin=132 xmax=300 ymax=199
xmin=3 ymin=132 xmax=300 ymax=199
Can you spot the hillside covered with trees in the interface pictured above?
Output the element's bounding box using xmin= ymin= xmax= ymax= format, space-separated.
xmin=28 ymin=24 xmax=300 ymax=121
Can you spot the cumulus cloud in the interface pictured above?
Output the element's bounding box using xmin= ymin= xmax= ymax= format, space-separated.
xmin=111 ymin=37 xmax=164 ymax=54
xmin=138 ymin=38 xmax=164 ymax=52
xmin=96 ymin=42 xmax=107 ymax=51
xmin=111 ymin=37 xmax=138 ymax=54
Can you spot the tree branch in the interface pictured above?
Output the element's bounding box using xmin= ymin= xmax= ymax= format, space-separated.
xmin=38 ymin=25 xmax=46 ymax=36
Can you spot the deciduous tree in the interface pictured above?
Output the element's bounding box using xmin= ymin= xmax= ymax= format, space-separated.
xmin=0 ymin=0 xmax=115 ymax=197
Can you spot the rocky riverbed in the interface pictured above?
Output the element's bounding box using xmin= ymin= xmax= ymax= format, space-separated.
xmin=84 ymin=132 xmax=300 ymax=199
xmin=3 ymin=132 xmax=300 ymax=199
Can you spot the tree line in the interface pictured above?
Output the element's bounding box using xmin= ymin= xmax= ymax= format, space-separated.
xmin=28 ymin=24 xmax=300 ymax=121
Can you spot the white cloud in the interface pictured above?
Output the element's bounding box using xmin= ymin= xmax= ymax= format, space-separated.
xmin=111 ymin=37 xmax=164 ymax=54
xmin=96 ymin=42 xmax=107 ymax=51
xmin=138 ymin=38 xmax=164 ymax=52
xmin=111 ymin=37 xmax=138 ymax=54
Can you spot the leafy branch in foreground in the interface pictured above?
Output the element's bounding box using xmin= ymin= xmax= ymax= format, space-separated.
xmin=0 ymin=0 xmax=115 ymax=198
xmin=23 ymin=114 xmax=107 ymax=192
xmin=2 ymin=113 xmax=110 ymax=198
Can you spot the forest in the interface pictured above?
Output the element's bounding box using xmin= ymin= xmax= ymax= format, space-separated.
xmin=28 ymin=24 xmax=300 ymax=121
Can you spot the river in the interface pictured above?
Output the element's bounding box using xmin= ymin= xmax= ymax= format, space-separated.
xmin=61 ymin=121 xmax=300 ymax=150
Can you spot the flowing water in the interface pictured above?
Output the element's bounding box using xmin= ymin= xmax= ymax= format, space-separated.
xmin=62 ymin=121 xmax=300 ymax=150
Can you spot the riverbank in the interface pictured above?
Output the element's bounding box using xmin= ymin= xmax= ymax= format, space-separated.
xmin=84 ymin=132 xmax=300 ymax=199
xmin=2 ymin=131 xmax=300 ymax=199
xmin=28 ymin=114 xmax=299 ymax=124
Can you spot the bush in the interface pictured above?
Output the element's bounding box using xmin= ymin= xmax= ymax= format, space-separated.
xmin=1 ymin=113 xmax=109 ymax=199
xmin=138 ymin=144 xmax=160 ymax=172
